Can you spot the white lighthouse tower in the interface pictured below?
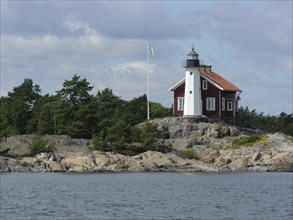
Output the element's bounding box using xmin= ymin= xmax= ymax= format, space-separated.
xmin=183 ymin=48 xmax=202 ymax=116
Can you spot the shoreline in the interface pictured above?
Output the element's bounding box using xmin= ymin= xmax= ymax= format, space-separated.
xmin=1 ymin=118 xmax=292 ymax=173
xmin=1 ymin=147 xmax=292 ymax=173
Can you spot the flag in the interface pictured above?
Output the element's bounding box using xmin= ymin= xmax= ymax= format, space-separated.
xmin=148 ymin=44 xmax=155 ymax=59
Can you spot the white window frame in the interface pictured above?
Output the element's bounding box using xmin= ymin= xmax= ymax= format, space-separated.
xmin=222 ymin=97 xmax=225 ymax=111
xmin=202 ymin=80 xmax=208 ymax=90
xmin=206 ymin=97 xmax=215 ymax=111
xmin=227 ymin=101 xmax=233 ymax=111
xmin=178 ymin=97 xmax=184 ymax=111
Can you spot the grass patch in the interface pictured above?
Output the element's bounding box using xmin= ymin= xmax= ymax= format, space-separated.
xmin=232 ymin=134 xmax=261 ymax=147
xmin=258 ymin=136 xmax=268 ymax=143
xmin=182 ymin=149 xmax=199 ymax=160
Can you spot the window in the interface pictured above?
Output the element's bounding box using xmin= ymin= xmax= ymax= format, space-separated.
xmin=202 ymin=80 xmax=207 ymax=90
xmin=178 ymin=97 xmax=184 ymax=111
xmin=189 ymin=91 xmax=192 ymax=94
xmin=206 ymin=97 xmax=215 ymax=111
xmin=227 ymin=101 xmax=233 ymax=111
xmin=190 ymin=72 xmax=193 ymax=75
xmin=222 ymin=97 xmax=225 ymax=111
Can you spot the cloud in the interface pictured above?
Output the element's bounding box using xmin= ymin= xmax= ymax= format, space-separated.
xmin=1 ymin=1 xmax=202 ymax=40
xmin=1 ymin=1 xmax=292 ymax=115
xmin=1 ymin=27 xmax=181 ymax=106
xmin=201 ymin=1 xmax=292 ymax=72
xmin=194 ymin=1 xmax=292 ymax=114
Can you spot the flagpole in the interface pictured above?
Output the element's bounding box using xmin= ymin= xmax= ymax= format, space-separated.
xmin=147 ymin=44 xmax=150 ymax=120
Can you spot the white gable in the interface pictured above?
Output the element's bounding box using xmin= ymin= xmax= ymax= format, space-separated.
xmin=168 ymin=78 xmax=185 ymax=91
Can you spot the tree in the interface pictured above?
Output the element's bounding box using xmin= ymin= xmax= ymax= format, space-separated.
xmin=6 ymin=79 xmax=41 ymax=134
xmin=96 ymin=88 xmax=124 ymax=120
xmin=0 ymin=97 xmax=18 ymax=137
xmin=37 ymin=102 xmax=55 ymax=135
xmin=57 ymin=74 xmax=93 ymax=110
xmin=74 ymin=97 xmax=100 ymax=138
xmin=106 ymin=120 xmax=132 ymax=145
xmin=8 ymin=78 xmax=41 ymax=109
xmin=237 ymin=107 xmax=293 ymax=136
xmin=150 ymin=102 xmax=172 ymax=118
xmin=137 ymin=122 xmax=169 ymax=147
xmin=122 ymin=95 xmax=147 ymax=125
xmin=27 ymin=94 xmax=55 ymax=134
xmin=277 ymin=112 xmax=293 ymax=136
xmin=55 ymin=75 xmax=95 ymax=137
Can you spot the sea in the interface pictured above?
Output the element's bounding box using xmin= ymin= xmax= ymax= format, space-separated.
xmin=0 ymin=172 xmax=292 ymax=220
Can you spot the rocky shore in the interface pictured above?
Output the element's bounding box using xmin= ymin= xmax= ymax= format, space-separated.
xmin=0 ymin=117 xmax=292 ymax=172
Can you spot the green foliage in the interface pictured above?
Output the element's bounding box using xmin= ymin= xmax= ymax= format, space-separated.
xmin=182 ymin=149 xmax=199 ymax=160
xmin=232 ymin=134 xmax=261 ymax=147
xmin=56 ymin=74 xmax=93 ymax=108
xmin=4 ymin=79 xmax=41 ymax=134
xmin=106 ymin=120 xmax=132 ymax=145
xmin=36 ymin=102 xmax=55 ymax=135
xmin=237 ymin=107 xmax=293 ymax=136
xmin=137 ymin=122 xmax=169 ymax=147
xmin=8 ymin=78 xmax=41 ymax=104
xmin=122 ymin=95 xmax=147 ymax=125
xmin=0 ymin=75 xmax=170 ymax=140
xmin=92 ymin=135 xmax=111 ymax=152
xmin=29 ymin=136 xmax=55 ymax=155
xmin=96 ymin=88 xmax=124 ymax=120
xmin=150 ymin=102 xmax=172 ymax=118
xmin=53 ymin=75 xmax=95 ymax=138
xmin=282 ymin=123 xmax=293 ymax=137
xmin=0 ymin=97 xmax=10 ymax=134
xmin=93 ymin=120 xmax=132 ymax=152
xmin=92 ymin=121 xmax=170 ymax=155
xmin=0 ymin=125 xmax=19 ymax=140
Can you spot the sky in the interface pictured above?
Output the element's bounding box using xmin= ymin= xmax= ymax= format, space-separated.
xmin=0 ymin=0 xmax=292 ymax=115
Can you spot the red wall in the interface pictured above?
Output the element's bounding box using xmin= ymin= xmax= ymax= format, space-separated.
xmin=173 ymin=83 xmax=185 ymax=116
xmin=172 ymin=78 xmax=237 ymax=117
xmin=221 ymin=91 xmax=236 ymax=117
xmin=201 ymin=78 xmax=220 ymax=117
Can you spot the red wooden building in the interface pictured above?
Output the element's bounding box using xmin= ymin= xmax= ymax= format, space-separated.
xmin=169 ymin=48 xmax=241 ymax=118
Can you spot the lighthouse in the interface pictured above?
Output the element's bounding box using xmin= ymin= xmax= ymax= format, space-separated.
xmin=183 ymin=48 xmax=202 ymax=116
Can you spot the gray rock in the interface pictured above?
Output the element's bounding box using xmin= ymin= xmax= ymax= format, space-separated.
xmin=0 ymin=156 xmax=33 ymax=172
xmin=0 ymin=119 xmax=292 ymax=173
xmin=47 ymin=161 xmax=66 ymax=172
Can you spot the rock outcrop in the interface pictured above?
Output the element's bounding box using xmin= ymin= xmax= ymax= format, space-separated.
xmin=0 ymin=117 xmax=292 ymax=172
xmin=0 ymin=151 xmax=219 ymax=172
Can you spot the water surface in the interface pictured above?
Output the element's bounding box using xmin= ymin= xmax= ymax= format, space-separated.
xmin=1 ymin=172 xmax=292 ymax=219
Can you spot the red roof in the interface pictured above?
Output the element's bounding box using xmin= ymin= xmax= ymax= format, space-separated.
xmin=169 ymin=70 xmax=241 ymax=92
xmin=200 ymin=70 xmax=241 ymax=92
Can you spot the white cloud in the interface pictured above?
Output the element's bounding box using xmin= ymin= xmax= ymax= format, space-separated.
xmin=202 ymin=1 xmax=292 ymax=71
xmin=1 ymin=1 xmax=292 ymax=114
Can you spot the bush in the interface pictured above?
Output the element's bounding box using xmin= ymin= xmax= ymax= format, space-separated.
xmin=232 ymin=134 xmax=261 ymax=147
xmin=138 ymin=122 xmax=169 ymax=147
xmin=29 ymin=136 xmax=55 ymax=155
xmin=182 ymin=149 xmax=199 ymax=160
xmin=91 ymin=122 xmax=170 ymax=155
xmin=92 ymin=120 xmax=132 ymax=152
xmin=106 ymin=120 xmax=132 ymax=144
xmin=0 ymin=126 xmax=19 ymax=141
xmin=92 ymin=134 xmax=111 ymax=152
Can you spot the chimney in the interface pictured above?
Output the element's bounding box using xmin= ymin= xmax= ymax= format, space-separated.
xmin=205 ymin=65 xmax=212 ymax=73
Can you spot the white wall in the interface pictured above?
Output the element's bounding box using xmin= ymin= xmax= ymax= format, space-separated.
xmin=183 ymin=67 xmax=202 ymax=116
